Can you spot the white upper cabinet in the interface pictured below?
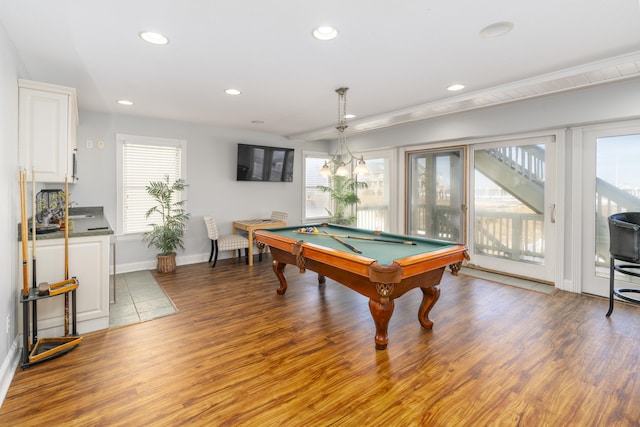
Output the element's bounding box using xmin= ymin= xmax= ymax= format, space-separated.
xmin=18 ymin=79 xmax=78 ymax=183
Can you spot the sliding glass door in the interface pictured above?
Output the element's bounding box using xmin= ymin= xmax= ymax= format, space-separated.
xmin=406 ymin=148 xmax=465 ymax=242
xmin=468 ymin=136 xmax=556 ymax=282
xmin=581 ymin=122 xmax=640 ymax=296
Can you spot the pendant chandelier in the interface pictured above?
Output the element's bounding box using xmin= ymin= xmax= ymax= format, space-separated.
xmin=319 ymin=87 xmax=369 ymax=177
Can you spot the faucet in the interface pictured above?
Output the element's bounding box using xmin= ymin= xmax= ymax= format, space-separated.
xmin=68 ymin=201 xmax=78 ymax=209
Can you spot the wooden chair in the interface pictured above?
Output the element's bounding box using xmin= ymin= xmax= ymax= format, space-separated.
xmin=270 ymin=211 xmax=288 ymax=223
xmin=204 ymin=216 xmax=249 ymax=267
xmin=257 ymin=211 xmax=289 ymax=262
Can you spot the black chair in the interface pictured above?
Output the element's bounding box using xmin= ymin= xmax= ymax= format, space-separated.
xmin=607 ymin=212 xmax=640 ymax=316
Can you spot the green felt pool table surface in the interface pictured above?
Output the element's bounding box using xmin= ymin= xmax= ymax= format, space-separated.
xmin=267 ymin=224 xmax=457 ymax=267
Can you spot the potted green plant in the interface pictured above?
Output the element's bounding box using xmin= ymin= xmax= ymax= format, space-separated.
xmin=143 ymin=176 xmax=191 ymax=273
xmin=317 ymin=173 xmax=367 ymax=226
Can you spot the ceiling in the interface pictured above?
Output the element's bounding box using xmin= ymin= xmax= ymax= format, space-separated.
xmin=1 ymin=0 xmax=640 ymax=142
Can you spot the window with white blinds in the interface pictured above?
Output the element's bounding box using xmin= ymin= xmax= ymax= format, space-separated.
xmin=117 ymin=134 xmax=186 ymax=235
xmin=303 ymin=153 xmax=331 ymax=219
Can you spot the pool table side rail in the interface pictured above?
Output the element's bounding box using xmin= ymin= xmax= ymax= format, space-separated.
xmin=255 ymin=229 xmax=375 ymax=277
xmin=255 ymin=228 xmax=468 ymax=282
xmin=393 ymin=246 xmax=468 ymax=277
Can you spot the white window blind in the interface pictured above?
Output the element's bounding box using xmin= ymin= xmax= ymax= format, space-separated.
xmin=122 ymin=141 xmax=183 ymax=234
xmin=304 ymin=154 xmax=331 ymax=219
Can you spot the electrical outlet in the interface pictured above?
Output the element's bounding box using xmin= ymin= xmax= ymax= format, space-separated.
xmin=98 ymin=140 xmax=104 ymax=150
xmin=86 ymin=139 xmax=94 ymax=149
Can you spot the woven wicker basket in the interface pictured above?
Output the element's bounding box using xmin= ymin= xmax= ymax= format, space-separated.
xmin=156 ymin=253 xmax=176 ymax=273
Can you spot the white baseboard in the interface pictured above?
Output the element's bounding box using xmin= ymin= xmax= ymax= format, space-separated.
xmin=112 ymin=252 xmax=214 ymax=274
xmin=0 ymin=336 xmax=20 ymax=408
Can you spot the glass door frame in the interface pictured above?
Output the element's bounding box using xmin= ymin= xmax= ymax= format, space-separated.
xmin=356 ymin=148 xmax=397 ymax=232
xmin=577 ymin=120 xmax=640 ymax=296
xmin=467 ymin=131 xmax=564 ymax=285
xmin=404 ymin=145 xmax=467 ymax=243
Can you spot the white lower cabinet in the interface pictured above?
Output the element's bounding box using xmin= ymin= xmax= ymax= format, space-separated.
xmin=18 ymin=235 xmax=110 ymax=338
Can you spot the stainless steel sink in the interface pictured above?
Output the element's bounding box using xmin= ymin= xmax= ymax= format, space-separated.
xmin=67 ymin=214 xmax=95 ymax=219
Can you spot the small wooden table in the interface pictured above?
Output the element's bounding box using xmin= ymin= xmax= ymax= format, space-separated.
xmin=232 ymin=219 xmax=287 ymax=266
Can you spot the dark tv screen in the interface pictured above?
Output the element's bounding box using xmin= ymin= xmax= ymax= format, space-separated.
xmin=236 ymin=143 xmax=294 ymax=182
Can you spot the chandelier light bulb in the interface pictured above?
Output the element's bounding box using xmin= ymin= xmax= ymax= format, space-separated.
xmin=319 ymin=87 xmax=369 ymax=177
xmin=354 ymin=158 xmax=369 ymax=175
xmin=319 ymin=162 xmax=332 ymax=177
xmin=335 ymin=163 xmax=349 ymax=177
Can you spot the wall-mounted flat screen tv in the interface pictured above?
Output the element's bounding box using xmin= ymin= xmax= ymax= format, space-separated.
xmin=236 ymin=143 xmax=294 ymax=182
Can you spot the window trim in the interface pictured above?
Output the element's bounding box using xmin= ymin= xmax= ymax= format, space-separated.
xmin=302 ymin=150 xmax=332 ymax=222
xmin=355 ymin=152 xmax=395 ymax=232
xmin=116 ymin=134 xmax=187 ymax=236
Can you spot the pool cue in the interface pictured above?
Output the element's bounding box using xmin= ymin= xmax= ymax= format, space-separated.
xmin=19 ymin=170 xmax=29 ymax=298
xmin=63 ymin=176 xmax=70 ymax=336
xmin=31 ymin=170 xmax=39 ymax=345
xmin=19 ymin=170 xmax=31 ymax=353
xmin=297 ymin=231 xmax=416 ymax=245
xmin=32 ymin=170 xmax=37 ymax=291
xmin=322 ymin=230 xmax=362 ymax=254
xmin=40 ymin=178 xmax=78 ymax=298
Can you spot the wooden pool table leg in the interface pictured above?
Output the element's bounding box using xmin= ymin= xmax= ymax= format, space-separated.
xmin=273 ymin=260 xmax=288 ymax=295
xmin=418 ymin=285 xmax=441 ymax=329
xmin=368 ymin=298 xmax=395 ymax=350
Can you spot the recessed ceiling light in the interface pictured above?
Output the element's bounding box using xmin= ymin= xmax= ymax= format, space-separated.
xmin=225 ymin=89 xmax=242 ymax=95
xmin=344 ymin=114 xmax=356 ymax=119
xmin=479 ymin=22 xmax=514 ymax=38
xmin=312 ymin=26 xmax=339 ymax=41
xmin=139 ymin=31 xmax=169 ymax=45
xmin=117 ymin=99 xmax=134 ymax=106
xmin=447 ymin=84 xmax=465 ymax=91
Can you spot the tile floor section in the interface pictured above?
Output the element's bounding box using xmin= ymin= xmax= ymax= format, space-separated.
xmin=109 ymin=270 xmax=178 ymax=328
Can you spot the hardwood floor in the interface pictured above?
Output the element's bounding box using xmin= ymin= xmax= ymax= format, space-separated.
xmin=2 ymin=257 xmax=640 ymax=426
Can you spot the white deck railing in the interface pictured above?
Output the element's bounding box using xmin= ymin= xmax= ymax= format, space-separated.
xmin=359 ymin=204 xmax=545 ymax=263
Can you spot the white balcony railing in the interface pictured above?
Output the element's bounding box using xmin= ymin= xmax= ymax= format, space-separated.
xmin=359 ymin=204 xmax=545 ymax=264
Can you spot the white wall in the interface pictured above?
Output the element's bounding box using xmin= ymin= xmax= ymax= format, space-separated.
xmin=343 ymin=79 xmax=640 ymax=152
xmin=0 ymin=21 xmax=22 ymax=404
xmin=71 ymin=111 xmax=327 ymax=272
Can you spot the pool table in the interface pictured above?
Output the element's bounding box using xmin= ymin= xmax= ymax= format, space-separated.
xmin=254 ymin=223 xmax=469 ymax=350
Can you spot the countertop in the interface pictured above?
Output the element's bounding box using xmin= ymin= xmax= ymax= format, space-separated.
xmin=18 ymin=206 xmax=114 ymax=241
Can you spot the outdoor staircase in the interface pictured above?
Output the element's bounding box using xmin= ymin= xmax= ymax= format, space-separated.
xmin=474 ymin=145 xmax=545 ymax=214
xmin=475 ymin=145 xmax=640 ymax=264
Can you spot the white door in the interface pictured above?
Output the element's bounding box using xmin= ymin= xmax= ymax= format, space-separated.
xmin=406 ymin=147 xmax=465 ymax=243
xmin=468 ymin=135 xmax=557 ymax=283
xmin=580 ymin=122 xmax=640 ymax=297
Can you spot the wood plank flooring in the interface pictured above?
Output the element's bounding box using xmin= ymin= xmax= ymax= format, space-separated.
xmin=2 ymin=257 xmax=640 ymax=426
